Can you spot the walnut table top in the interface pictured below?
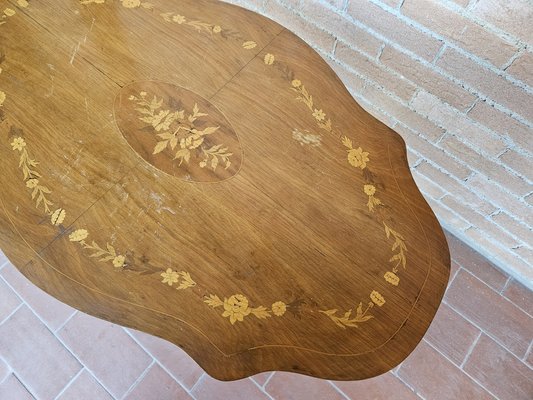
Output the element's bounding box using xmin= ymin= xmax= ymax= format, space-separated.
xmin=0 ymin=0 xmax=450 ymax=381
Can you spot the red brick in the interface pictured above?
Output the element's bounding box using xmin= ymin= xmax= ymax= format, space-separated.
xmin=464 ymin=334 xmax=533 ymax=400
xmin=425 ymin=303 xmax=481 ymax=365
xmin=328 ymin=58 xmax=366 ymax=95
xmin=251 ymin=372 xmax=274 ymax=387
xmin=411 ymin=169 xmax=447 ymax=200
xmin=507 ymin=51 xmax=533 ymax=87
xmin=357 ymin=96 xmax=397 ymax=128
xmin=334 ymin=42 xmax=417 ymax=101
xmin=393 ymin=124 xmax=472 ymax=179
xmin=58 ymin=313 xmax=152 ymax=399
xmin=411 ymin=91 xmax=508 ymax=156
xmin=414 ymin=161 xmax=496 ymax=216
xmin=466 ymin=174 xmax=533 ymax=227
xmin=57 ymin=370 xmax=113 ymax=400
xmin=128 ymin=329 xmax=204 ymax=390
xmin=125 ymin=364 xmax=193 ymax=400
xmin=472 ymin=0 xmax=533 ymax=46
xmin=441 ymin=195 xmax=522 ymax=249
xmin=445 ymin=231 xmax=509 ymax=291
xmin=436 ymin=48 xmax=533 ymax=122
xmin=467 ymin=100 xmax=532 ymax=154
xmin=492 ymin=211 xmax=533 ymax=249
xmin=502 ymin=279 xmax=533 ymax=316
xmin=440 ymin=134 xmax=530 ymax=197
xmin=322 ymin=0 xmax=345 ymax=9
xmin=265 ymin=372 xmax=345 ymax=400
xmin=0 ymin=306 xmax=82 ymax=399
xmin=499 ymin=148 xmax=532 ymax=180
xmin=0 ymin=375 xmax=34 ymax=400
xmin=462 ymin=227 xmax=533 ymax=286
xmin=0 ymin=276 xmax=22 ymax=323
xmin=300 ymin=1 xmax=384 ymax=57
xmin=360 ymin=83 xmax=446 ymax=142
xmin=1 ymin=263 xmax=76 ymax=331
xmin=397 ymin=341 xmax=494 ymax=400
xmin=264 ymin=0 xmax=336 ymax=53
xmin=402 ymin=0 xmax=517 ymax=67
xmin=192 ymin=374 xmax=271 ymax=400
xmin=347 ymin=0 xmax=443 ymax=61
xmin=445 ymin=269 xmax=533 ymax=358
xmin=424 ymin=196 xmax=471 ymax=231
xmin=380 ymin=45 xmax=476 ymax=110
xmin=449 ymin=0 xmax=470 ymax=7
xmin=333 ymin=371 xmax=419 ymax=399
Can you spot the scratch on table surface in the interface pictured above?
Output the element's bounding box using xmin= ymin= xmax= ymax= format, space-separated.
xmin=84 ymin=18 xmax=96 ymax=43
xmin=69 ymin=41 xmax=81 ymax=65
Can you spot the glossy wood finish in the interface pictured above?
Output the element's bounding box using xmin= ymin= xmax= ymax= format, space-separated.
xmin=0 ymin=0 xmax=450 ymax=381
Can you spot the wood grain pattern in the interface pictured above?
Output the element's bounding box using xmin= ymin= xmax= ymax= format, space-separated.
xmin=0 ymin=0 xmax=450 ymax=381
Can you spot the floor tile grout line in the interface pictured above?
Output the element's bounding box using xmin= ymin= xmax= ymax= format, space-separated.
xmin=450 ymin=265 xmax=533 ymax=318
xmin=119 ymin=359 xmax=155 ymax=400
xmin=523 ymin=340 xmax=533 ymax=365
xmin=499 ymin=275 xmax=512 ymax=295
xmin=249 ymin=376 xmax=276 ymax=400
xmin=122 ymin=327 xmax=199 ymax=394
xmin=0 ymin=301 xmax=24 ymax=326
xmin=12 ymin=371 xmax=38 ymax=400
xmin=443 ymin=297 xmax=533 ymax=371
xmin=460 ymin=331 xmax=482 ymax=369
xmin=422 ymin=338 xmax=500 ymax=400
xmin=394 ymin=365 xmax=425 ymax=399
xmin=52 ymin=367 xmax=85 ymax=400
xmin=261 ymin=371 xmax=275 ymax=388
xmin=327 ymin=380 xmax=351 ymax=400
xmin=54 ymin=310 xmax=78 ymax=334
xmin=188 ymin=372 xmax=206 ymax=395
xmin=38 ymin=315 xmax=116 ymax=399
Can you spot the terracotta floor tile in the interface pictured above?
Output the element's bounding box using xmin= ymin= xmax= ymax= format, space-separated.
xmin=464 ymin=334 xmax=533 ymax=400
xmin=265 ymin=372 xmax=345 ymax=400
xmin=333 ymin=372 xmax=420 ymax=399
xmin=445 ymin=269 xmax=533 ymax=358
xmin=251 ymin=371 xmax=274 ymax=387
xmin=502 ymin=279 xmax=533 ymax=316
xmin=125 ymin=363 xmax=193 ymax=400
xmin=0 ymin=374 xmax=34 ymax=400
xmin=0 ymin=276 xmax=22 ymax=323
xmin=445 ymin=231 xmax=509 ymax=291
xmin=192 ymin=374 xmax=271 ymax=400
xmin=0 ymin=250 xmax=8 ymax=269
xmin=57 ymin=369 xmax=113 ymax=400
xmin=128 ymin=329 xmax=203 ymax=390
xmin=1 ymin=263 xmax=76 ymax=331
xmin=0 ymin=306 xmax=82 ymax=399
xmin=0 ymin=357 xmax=10 ymax=383
xmin=397 ymin=341 xmax=494 ymax=400
xmin=425 ymin=303 xmax=480 ymax=365
xmin=58 ymin=312 xmax=152 ymax=399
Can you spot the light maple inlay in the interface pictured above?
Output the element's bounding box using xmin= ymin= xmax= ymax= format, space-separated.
xmin=0 ymin=0 xmax=450 ymax=381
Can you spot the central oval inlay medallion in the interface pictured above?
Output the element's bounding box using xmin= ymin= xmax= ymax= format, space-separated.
xmin=115 ymin=81 xmax=242 ymax=182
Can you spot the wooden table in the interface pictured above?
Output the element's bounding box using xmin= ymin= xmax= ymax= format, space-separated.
xmin=0 ymin=0 xmax=450 ymax=381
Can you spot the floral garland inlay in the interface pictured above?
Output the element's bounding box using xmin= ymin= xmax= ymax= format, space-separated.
xmin=263 ymin=56 xmax=409 ymax=328
xmin=129 ymin=91 xmax=233 ymax=171
xmin=204 ymin=294 xmax=287 ymax=325
xmin=2 ymin=2 xmax=413 ymax=330
xmin=80 ymin=0 xmax=258 ymax=50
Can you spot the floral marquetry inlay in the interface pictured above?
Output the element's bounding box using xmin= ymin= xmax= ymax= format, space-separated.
xmin=0 ymin=0 xmax=451 ymax=381
xmin=114 ymin=81 xmax=243 ymax=182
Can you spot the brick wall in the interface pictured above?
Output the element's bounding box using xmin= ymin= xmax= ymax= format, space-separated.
xmin=224 ymin=0 xmax=533 ymax=288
